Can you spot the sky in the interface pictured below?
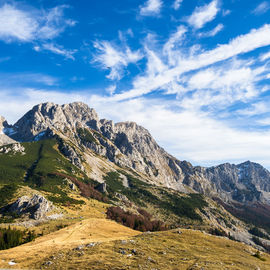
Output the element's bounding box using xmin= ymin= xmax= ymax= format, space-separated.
xmin=0 ymin=0 xmax=270 ymax=169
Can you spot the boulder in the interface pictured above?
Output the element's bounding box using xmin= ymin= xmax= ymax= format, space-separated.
xmin=7 ymin=194 xmax=52 ymax=220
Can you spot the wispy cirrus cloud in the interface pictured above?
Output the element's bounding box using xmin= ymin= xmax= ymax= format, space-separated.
xmin=0 ymin=72 xmax=58 ymax=87
xmin=139 ymin=0 xmax=163 ymax=17
xmin=260 ymin=50 xmax=270 ymax=61
xmin=198 ymin=23 xmax=224 ymax=37
xmin=0 ymin=3 xmax=76 ymax=59
xmin=0 ymin=4 xmax=75 ymax=43
xmin=34 ymin=43 xmax=77 ymax=60
xmin=186 ymin=0 xmax=220 ymax=29
xmin=93 ymin=40 xmax=143 ymax=80
xmin=109 ymin=24 xmax=270 ymax=102
xmin=252 ymin=1 xmax=270 ymax=15
xmin=236 ymin=101 xmax=269 ymax=117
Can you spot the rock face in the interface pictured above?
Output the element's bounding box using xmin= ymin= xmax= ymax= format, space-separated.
xmin=0 ymin=116 xmax=15 ymax=146
xmin=7 ymin=195 xmax=52 ymax=220
xmin=11 ymin=102 xmax=99 ymax=141
xmin=0 ymin=143 xmax=25 ymax=154
xmin=9 ymin=102 xmax=189 ymax=191
xmin=5 ymin=102 xmax=270 ymax=206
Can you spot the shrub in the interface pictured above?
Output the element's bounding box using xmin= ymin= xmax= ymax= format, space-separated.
xmin=106 ymin=206 xmax=166 ymax=232
xmin=209 ymin=228 xmax=228 ymax=237
xmin=51 ymin=172 xmax=108 ymax=203
xmin=252 ymin=250 xmax=266 ymax=261
xmin=249 ymin=227 xmax=270 ymax=240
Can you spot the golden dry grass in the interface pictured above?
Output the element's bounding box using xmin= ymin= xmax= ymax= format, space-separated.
xmin=0 ymin=218 xmax=140 ymax=269
xmin=37 ymin=229 xmax=270 ymax=270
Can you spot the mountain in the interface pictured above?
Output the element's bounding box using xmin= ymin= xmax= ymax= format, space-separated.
xmin=4 ymin=102 xmax=270 ymax=206
xmin=1 ymin=101 xmax=270 ymax=263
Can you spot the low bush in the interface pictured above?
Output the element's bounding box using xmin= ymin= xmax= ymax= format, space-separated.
xmin=106 ymin=206 xmax=166 ymax=232
xmin=249 ymin=227 xmax=270 ymax=240
xmin=52 ymin=172 xmax=108 ymax=203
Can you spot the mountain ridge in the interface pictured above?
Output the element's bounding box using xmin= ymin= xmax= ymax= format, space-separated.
xmin=1 ymin=101 xmax=270 ymax=207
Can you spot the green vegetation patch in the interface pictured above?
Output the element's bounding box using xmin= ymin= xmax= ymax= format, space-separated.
xmin=0 ymin=227 xmax=35 ymax=250
xmin=249 ymin=227 xmax=270 ymax=240
xmin=0 ymin=184 xmax=18 ymax=208
xmin=77 ymin=128 xmax=97 ymax=144
xmin=104 ymin=170 xmax=208 ymax=222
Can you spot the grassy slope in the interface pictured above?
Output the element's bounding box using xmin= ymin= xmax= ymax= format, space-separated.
xmin=0 ymin=218 xmax=140 ymax=269
xmin=28 ymin=228 xmax=270 ymax=269
xmin=0 ymin=209 xmax=269 ymax=270
xmin=104 ymin=170 xmax=210 ymax=228
xmin=0 ymin=139 xmax=87 ymax=206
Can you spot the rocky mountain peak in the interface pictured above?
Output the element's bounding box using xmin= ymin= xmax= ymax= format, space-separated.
xmin=11 ymin=102 xmax=100 ymax=141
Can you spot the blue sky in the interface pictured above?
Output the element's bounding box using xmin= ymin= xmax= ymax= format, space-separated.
xmin=1 ymin=0 xmax=270 ymax=168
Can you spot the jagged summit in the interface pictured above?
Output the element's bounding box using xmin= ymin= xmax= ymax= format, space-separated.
xmin=11 ymin=102 xmax=99 ymax=141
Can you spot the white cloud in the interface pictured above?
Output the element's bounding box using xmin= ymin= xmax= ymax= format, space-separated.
xmin=222 ymin=9 xmax=231 ymax=16
xmin=260 ymin=50 xmax=270 ymax=61
xmin=0 ymin=4 xmax=75 ymax=42
xmin=237 ymin=102 xmax=269 ymax=116
xmin=110 ymin=24 xmax=270 ymax=102
xmin=163 ymin=25 xmax=187 ymax=65
xmin=173 ymin=0 xmax=183 ymax=10
xmin=186 ymin=0 xmax=219 ymax=29
xmin=0 ymin=4 xmax=37 ymax=42
xmin=106 ymin=85 xmax=117 ymax=95
xmin=253 ymin=1 xmax=270 ymax=15
xmin=0 ymin=72 xmax=58 ymax=86
xmin=36 ymin=43 xmax=77 ymax=60
xmin=257 ymin=117 xmax=270 ymax=126
xmin=37 ymin=5 xmax=76 ymax=40
xmin=140 ymin=0 xmax=163 ymax=16
xmin=93 ymin=41 xmax=143 ymax=80
xmin=198 ymin=23 xmax=224 ymax=37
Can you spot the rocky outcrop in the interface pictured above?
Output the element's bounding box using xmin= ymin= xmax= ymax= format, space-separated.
xmin=0 ymin=116 xmax=16 ymax=146
xmin=59 ymin=141 xmax=85 ymax=171
xmin=0 ymin=143 xmax=25 ymax=154
xmin=6 ymin=195 xmax=52 ymax=220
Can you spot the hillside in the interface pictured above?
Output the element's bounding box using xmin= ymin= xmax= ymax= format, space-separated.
xmin=1 ymin=220 xmax=270 ymax=269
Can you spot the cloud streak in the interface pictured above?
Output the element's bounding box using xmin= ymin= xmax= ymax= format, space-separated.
xmin=252 ymin=1 xmax=270 ymax=15
xmin=110 ymin=24 xmax=270 ymax=101
xmin=186 ymin=0 xmax=219 ymax=29
xmin=34 ymin=43 xmax=77 ymax=60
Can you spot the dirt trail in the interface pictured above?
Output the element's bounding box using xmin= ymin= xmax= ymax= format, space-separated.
xmin=0 ymin=218 xmax=140 ymax=269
